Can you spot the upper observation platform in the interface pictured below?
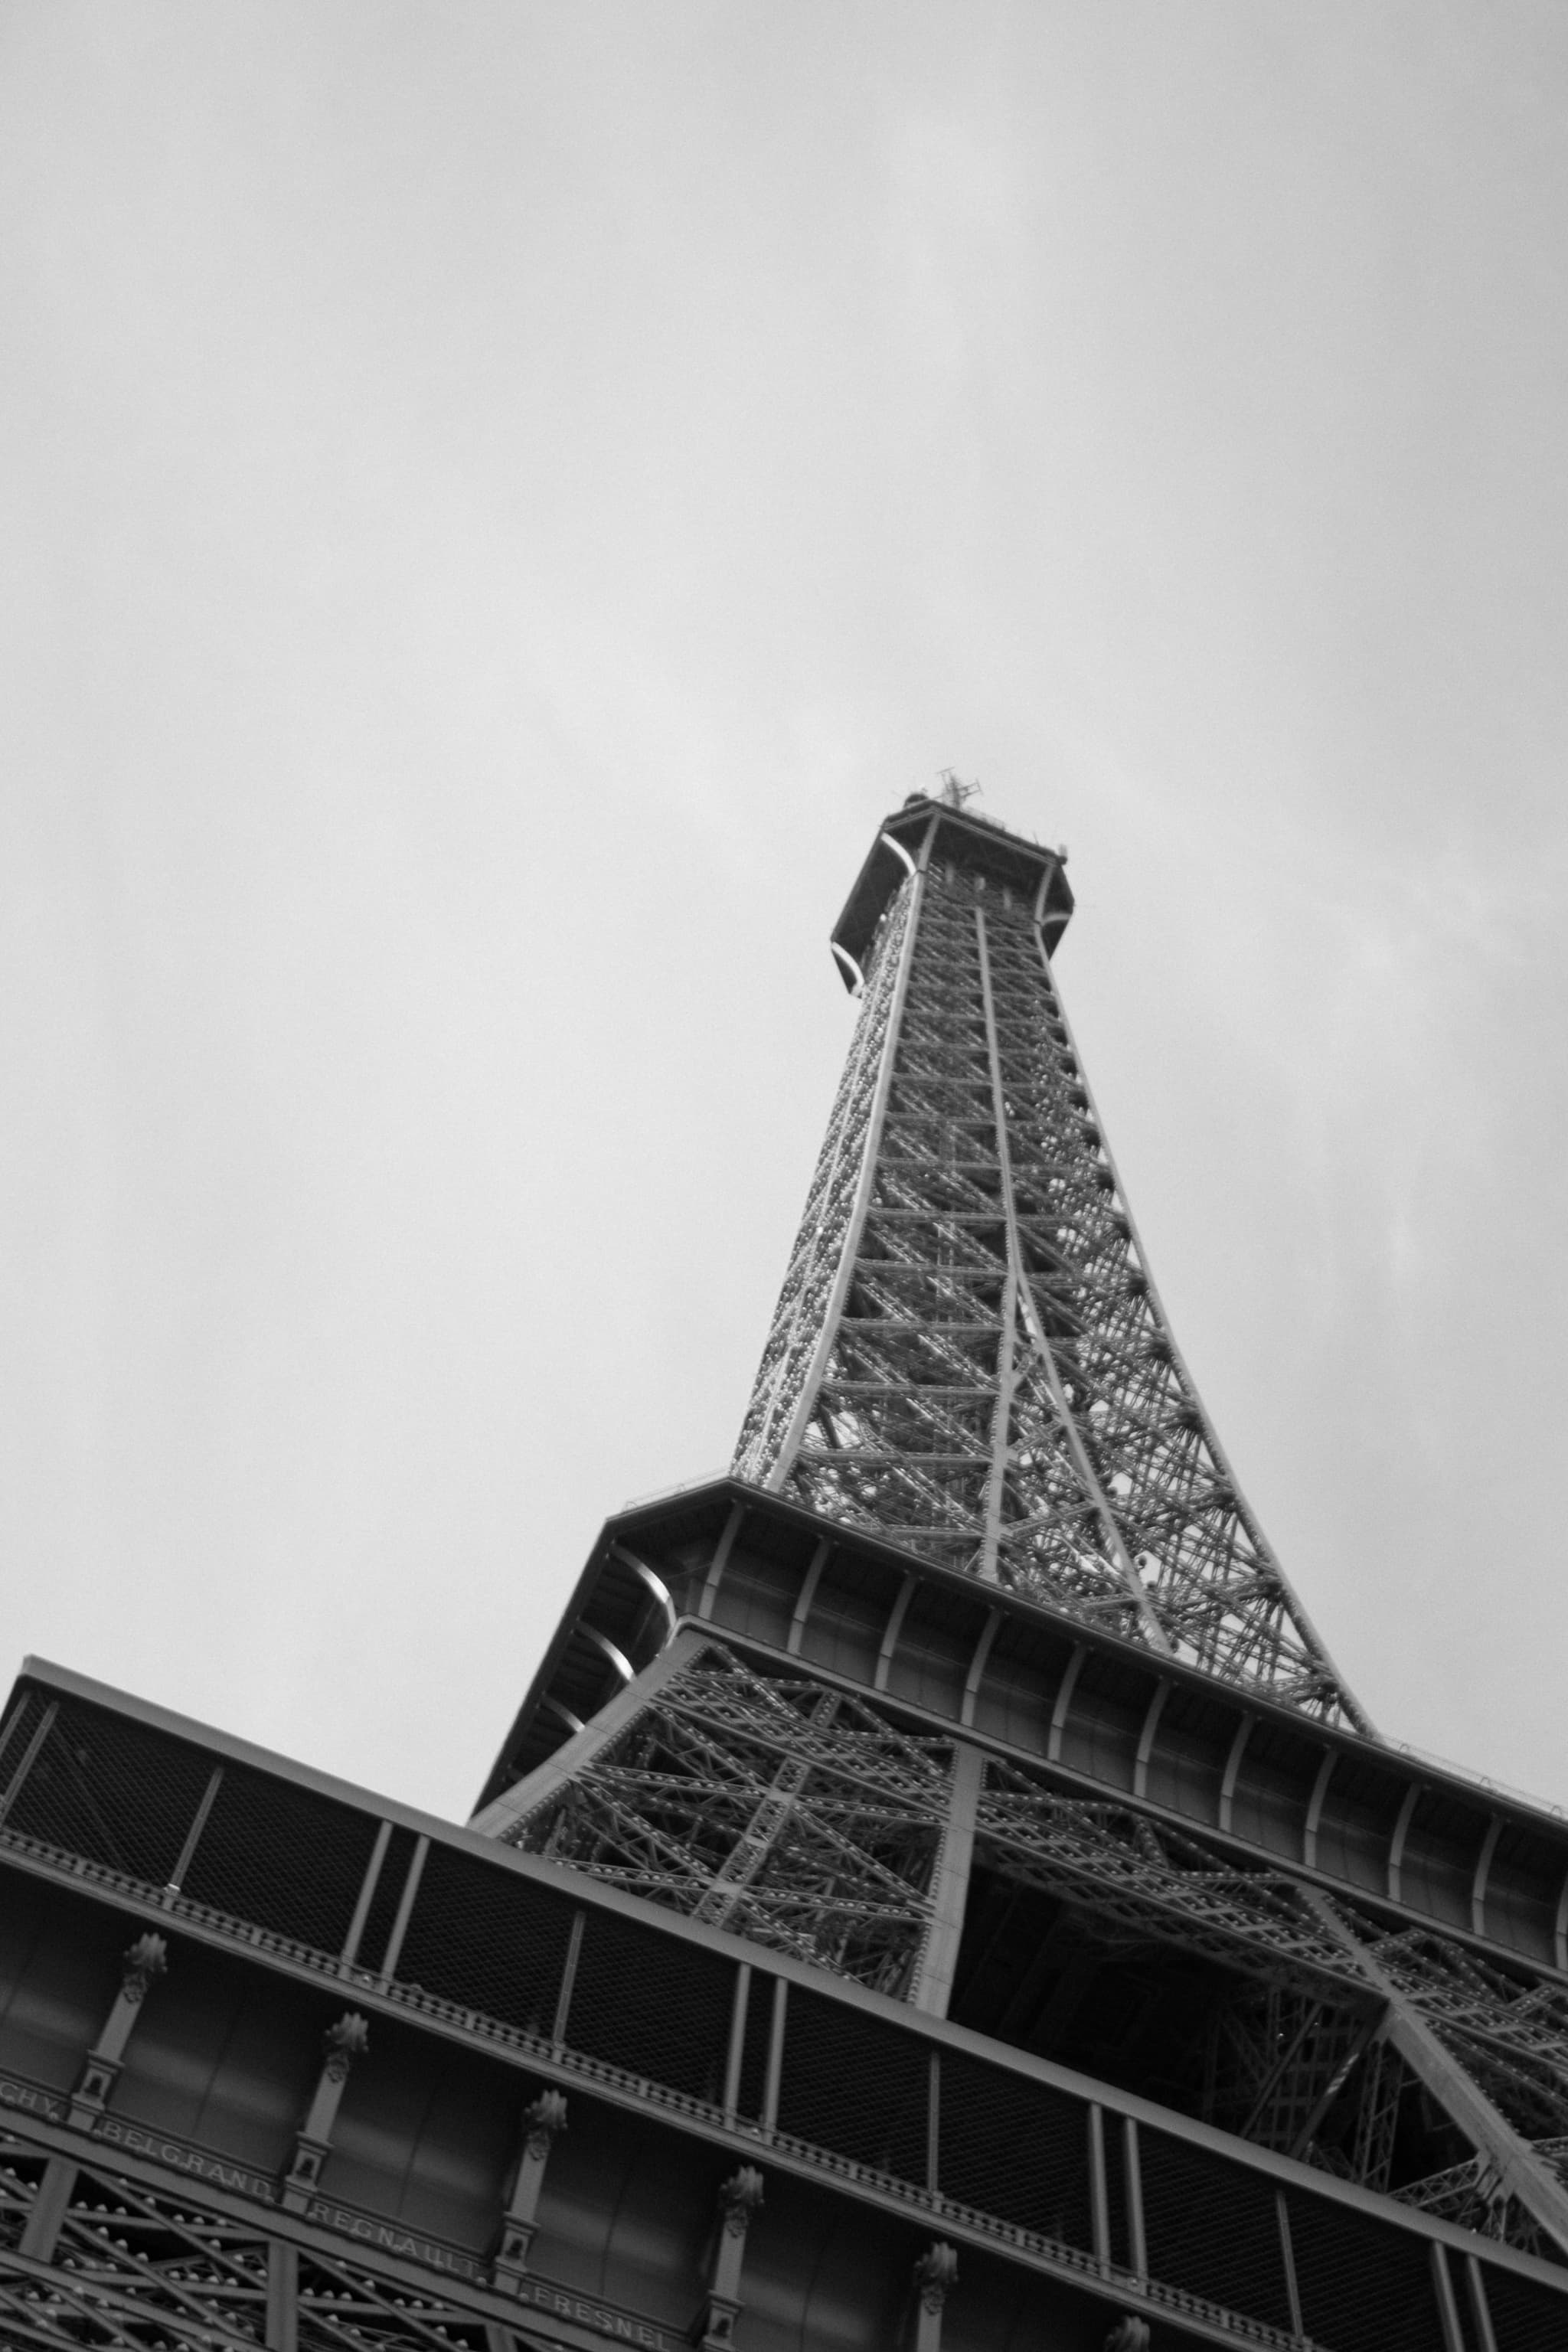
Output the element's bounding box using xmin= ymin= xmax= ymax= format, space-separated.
xmin=831 ymin=789 xmax=1075 ymax=988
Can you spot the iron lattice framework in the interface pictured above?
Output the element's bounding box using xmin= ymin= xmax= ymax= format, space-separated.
xmin=500 ymin=1632 xmax=1568 ymax=2261
xmin=735 ymin=796 xmax=1367 ymax=1731
xmin=525 ymin=1635 xmax=951 ymax=1998
xmin=0 ymin=2137 xmax=498 ymax=2352
xmin=6 ymin=789 xmax=1568 ymax=2352
xmin=459 ymin=792 xmax=1568 ymax=2283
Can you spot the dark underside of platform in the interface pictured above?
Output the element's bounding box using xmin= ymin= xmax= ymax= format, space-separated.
xmin=0 ymin=1665 xmax=1561 ymax=2352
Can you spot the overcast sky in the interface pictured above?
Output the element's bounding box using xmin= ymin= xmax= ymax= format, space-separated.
xmin=4 ymin=5 xmax=1568 ymax=1824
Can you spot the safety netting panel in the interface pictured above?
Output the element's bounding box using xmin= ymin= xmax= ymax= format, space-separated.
xmin=776 ymin=1987 xmax=929 ymax=2187
xmin=566 ymin=1907 xmax=735 ymax=2106
xmin=1138 ymin=2127 xmax=1294 ymax=2334
xmin=938 ymin=2049 xmax=1091 ymax=2250
xmin=3 ymin=1697 xmax=214 ymax=1891
xmin=181 ymin=1764 xmax=381 ymax=1955
xmin=1478 ymin=2254 xmax=1568 ymax=2351
xmin=1286 ymin=2183 xmax=1443 ymax=2352
xmin=393 ymin=1844 xmax=576 ymax=2040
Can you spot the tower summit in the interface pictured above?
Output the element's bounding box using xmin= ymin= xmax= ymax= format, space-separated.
xmin=737 ymin=789 xmax=1364 ymax=1728
xmin=0 ymin=789 xmax=1565 ymax=2352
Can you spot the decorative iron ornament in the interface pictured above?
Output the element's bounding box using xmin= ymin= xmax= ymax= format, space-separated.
xmin=736 ymin=806 xmax=1367 ymax=1731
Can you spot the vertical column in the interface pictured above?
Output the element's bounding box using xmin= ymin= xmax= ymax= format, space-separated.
xmin=1275 ymin=2189 xmax=1305 ymax=2345
xmin=1429 ymin=2242 xmax=1465 ymax=2352
xmin=70 ymin=1932 xmax=168 ymax=2125
xmin=697 ymin=1504 xmax=747 ymax=1620
xmin=1087 ymin=2105 xmax=1111 ymax=2273
xmin=266 ymin=2240 xmax=299 ymax=2352
xmin=1120 ymin=2118 xmax=1147 ymax=2282
xmin=375 ymin=1834 xmax=428 ymax=1984
xmin=281 ymin=2014 xmax=370 ymax=2211
xmin=910 ymin=2243 xmax=958 ymax=2352
xmin=695 ymin=2167 xmax=765 ymax=2350
xmin=340 ymin=1818 xmax=393 ymax=1965
xmin=552 ymin=1913 xmax=586 ymax=2050
xmin=722 ymin=1965 xmax=751 ymax=2124
xmin=16 ymin=2158 xmax=79 ymax=2262
xmin=761 ymin=1978 xmax=788 ymax=2133
xmin=1465 ymin=2253 xmax=1500 ymax=2352
xmin=909 ymin=1744 xmax=983 ymax=2017
xmin=492 ymin=2089 xmax=568 ymax=2292
xmin=926 ymin=2052 xmax=940 ymax=2200
xmin=165 ymin=1765 xmax=223 ymax=1896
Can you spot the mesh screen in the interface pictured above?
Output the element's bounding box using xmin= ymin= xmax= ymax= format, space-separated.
xmin=1288 ymin=2184 xmax=1442 ymax=2352
xmin=354 ymin=1824 xmax=420 ymax=1971
xmin=5 ymin=1697 xmax=214 ymax=1889
xmin=1138 ymin=2128 xmax=1293 ymax=2332
xmin=938 ymin=2048 xmax=1091 ymax=2249
xmin=776 ymin=1988 xmax=929 ymax=2185
xmin=567 ymin=1907 xmax=733 ymax=2105
xmin=1478 ymin=2256 xmax=1568 ymax=2350
xmin=393 ymin=1845 xmax=576 ymax=2038
xmin=181 ymin=1762 xmax=379 ymax=1954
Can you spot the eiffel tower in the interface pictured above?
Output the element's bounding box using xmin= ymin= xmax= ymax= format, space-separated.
xmin=0 ymin=789 xmax=1565 ymax=2352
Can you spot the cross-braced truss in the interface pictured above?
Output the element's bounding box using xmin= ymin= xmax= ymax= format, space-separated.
xmin=506 ymin=1642 xmax=956 ymax=1997
xmin=1391 ymin=2152 xmax=1553 ymax=2260
xmin=1329 ymin=1901 xmax=1568 ymax=2167
xmin=734 ymin=818 xmax=1365 ymax=1729
xmin=978 ymin=1742 xmax=1568 ymax=2250
xmin=501 ymin=1632 xmax=1568 ymax=2256
xmin=973 ymin=1757 xmax=1361 ymax=1994
xmin=1201 ymin=1986 xmax=1383 ymax=2171
xmin=0 ymin=2133 xmax=498 ymax=2350
xmin=497 ymin=795 xmax=1568 ymax=2268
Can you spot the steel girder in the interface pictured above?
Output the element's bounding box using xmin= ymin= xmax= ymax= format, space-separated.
xmin=521 ymin=795 xmax=1568 ymax=2263
xmin=498 ymin=1635 xmax=1568 ymax=2258
xmin=1322 ymin=1900 xmax=1568 ymax=2179
xmin=733 ymin=825 xmax=1366 ymax=1731
xmin=498 ymin=1638 xmax=1361 ymax=2006
xmin=973 ymin=1759 xmax=1364 ymax=1995
xmin=0 ymin=2134 xmax=495 ymax=2350
xmin=982 ymin=1743 xmax=1568 ymax=2248
xmin=1200 ymin=1984 xmax=1383 ymax=2170
xmin=1390 ymin=2152 xmax=1554 ymax=2260
xmin=506 ymin=1643 xmax=956 ymax=1998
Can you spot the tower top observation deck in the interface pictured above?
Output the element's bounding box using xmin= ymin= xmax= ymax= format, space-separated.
xmin=831 ymin=786 xmax=1074 ymax=988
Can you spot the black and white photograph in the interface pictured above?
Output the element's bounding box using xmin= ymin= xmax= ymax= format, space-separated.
xmin=1 ymin=9 xmax=1566 ymax=2348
